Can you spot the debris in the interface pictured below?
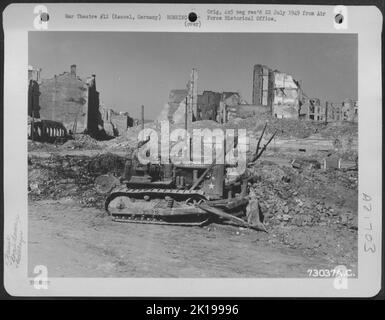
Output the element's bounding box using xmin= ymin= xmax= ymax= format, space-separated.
xmin=281 ymin=175 xmax=291 ymax=183
xmin=291 ymin=158 xmax=321 ymax=170
xmin=291 ymin=159 xmax=302 ymax=169
xmin=281 ymin=214 xmax=292 ymax=221
xmin=94 ymin=174 xmax=120 ymax=194
xmin=323 ymin=154 xmax=341 ymax=170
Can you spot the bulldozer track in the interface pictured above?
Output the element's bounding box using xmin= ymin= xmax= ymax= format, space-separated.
xmin=105 ymin=188 xmax=207 ymax=210
xmin=112 ymin=214 xmax=210 ymax=226
xmin=105 ymin=188 xmax=210 ymax=226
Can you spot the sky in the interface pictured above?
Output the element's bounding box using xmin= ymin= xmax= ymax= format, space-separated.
xmin=29 ymin=32 xmax=357 ymax=119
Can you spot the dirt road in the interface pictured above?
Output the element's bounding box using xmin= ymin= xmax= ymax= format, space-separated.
xmin=28 ymin=199 xmax=339 ymax=278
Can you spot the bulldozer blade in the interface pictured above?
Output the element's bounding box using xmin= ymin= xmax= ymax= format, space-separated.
xmin=197 ymin=204 xmax=267 ymax=232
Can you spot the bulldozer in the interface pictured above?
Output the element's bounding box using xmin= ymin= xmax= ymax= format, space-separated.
xmin=98 ymin=123 xmax=276 ymax=231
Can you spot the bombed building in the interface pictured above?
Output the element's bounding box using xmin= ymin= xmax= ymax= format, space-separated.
xmin=300 ymin=98 xmax=324 ymax=121
xmin=161 ymin=69 xmax=246 ymax=124
xmin=37 ymin=65 xmax=103 ymax=137
xmin=165 ymin=65 xmax=303 ymax=124
xmin=324 ymin=99 xmax=358 ymax=122
xmin=299 ymin=98 xmax=358 ymax=123
xmin=101 ymin=107 xmax=134 ymax=136
xmin=159 ymin=65 xmax=357 ymax=126
xmin=28 ymin=66 xmax=68 ymax=142
xmin=252 ymin=64 xmax=303 ymax=119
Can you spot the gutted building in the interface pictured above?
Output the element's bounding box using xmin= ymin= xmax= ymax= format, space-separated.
xmin=196 ymin=91 xmax=242 ymax=123
xmin=38 ymin=65 xmax=103 ymax=136
xmin=101 ymin=108 xmax=134 ymax=136
xmin=252 ymin=64 xmax=303 ymax=119
xmin=271 ymin=71 xmax=302 ymax=119
xmin=300 ymin=98 xmax=324 ymax=121
xmin=197 ymin=91 xmax=221 ymax=121
xmin=327 ymin=99 xmax=358 ymax=122
xmin=341 ymin=99 xmax=358 ymax=122
xmin=299 ymin=98 xmax=358 ymax=123
xmin=252 ymin=64 xmax=271 ymax=106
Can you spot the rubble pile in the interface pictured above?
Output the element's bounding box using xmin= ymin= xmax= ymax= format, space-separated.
xmin=320 ymin=121 xmax=358 ymax=139
xmin=249 ymin=162 xmax=358 ymax=230
xmin=28 ymin=140 xmax=60 ymax=152
xmin=62 ymin=134 xmax=104 ymax=150
xmin=228 ymin=116 xmax=356 ymax=146
xmin=28 ymin=153 xmax=127 ymax=207
xmin=104 ymin=122 xmax=159 ymax=150
xmin=265 ymin=119 xmax=327 ymax=139
xmin=227 ymin=116 xmax=327 ymax=139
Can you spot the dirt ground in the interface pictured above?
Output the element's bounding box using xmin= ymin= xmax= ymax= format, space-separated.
xmin=29 ymin=199 xmax=354 ymax=278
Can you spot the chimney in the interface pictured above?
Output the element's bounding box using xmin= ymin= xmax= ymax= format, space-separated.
xmin=70 ymin=64 xmax=76 ymax=76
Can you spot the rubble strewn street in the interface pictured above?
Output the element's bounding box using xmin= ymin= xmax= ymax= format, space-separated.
xmin=28 ymin=115 xmax=358 ymax=277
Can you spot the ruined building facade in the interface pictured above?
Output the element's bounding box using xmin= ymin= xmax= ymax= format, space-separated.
xmin=163 ymin=69 xmax=247 ymax=124
xmin=300 ymin=98 xmax=324 ymax=121
xmin=38 ymin=65 xmax=103 ymax=136
xmin=252 ymin=64 xmax=303 ymax=119
xmin=252 ymin=64 xmax=271 ymax=106
xmin=28 ymin=66 xmax=70 ymax=142
xmin=327 ymin=99 xmax=358 ymax=122
xmin=299 ymin=98 xmax=358 ymax=123
xmin=101 ymin=107 xmax=134 ymax=136
xmin=162 ymin=65 xmax=356 ymax=125
xmin=197 ymin=91 xmax=221 ymax=121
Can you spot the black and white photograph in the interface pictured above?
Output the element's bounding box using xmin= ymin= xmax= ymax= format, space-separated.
xmin=2 ymin=3 xmax=382 ymax=297
xmin=27 ymin=31 xmax=359 ymax=278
